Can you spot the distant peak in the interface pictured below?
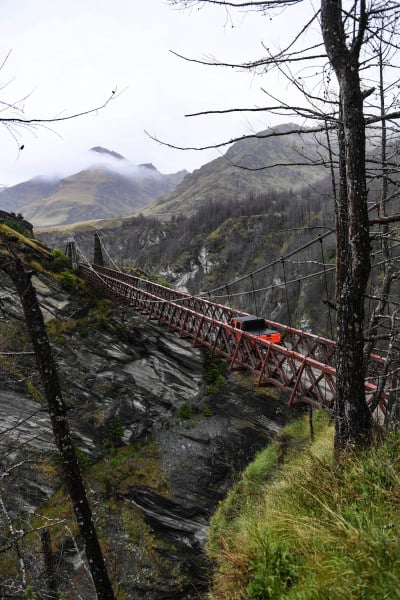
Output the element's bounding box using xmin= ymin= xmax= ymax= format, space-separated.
xmin=90 ymin=146 xmax=125 ymax=160
xmin=138 ymin=163 xmax=158 ymax=172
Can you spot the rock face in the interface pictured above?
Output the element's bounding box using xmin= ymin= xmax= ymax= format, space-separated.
xmin=0 ymin=269 xmax=292 ymax=598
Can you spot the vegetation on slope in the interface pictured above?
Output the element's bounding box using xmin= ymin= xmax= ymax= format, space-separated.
xmin=207 ymin=412 xmax=400 ymax=599
xmin=38 ymin=185 xmax=339 ymax=335
xmin=144 ymin=124 xmax=331 ymax=217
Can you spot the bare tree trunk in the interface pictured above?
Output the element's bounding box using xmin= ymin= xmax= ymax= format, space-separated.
xmin=40 ymin=527 xmax=58 ymax=600
xmin=0 ymin=254 xmax=115 ymax=600
xmin=321 ymin=0 xmax=373 ymax=451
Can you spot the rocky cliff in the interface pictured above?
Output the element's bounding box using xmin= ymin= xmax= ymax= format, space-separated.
xmin=0 ymin=255 xmax=293 ymax=598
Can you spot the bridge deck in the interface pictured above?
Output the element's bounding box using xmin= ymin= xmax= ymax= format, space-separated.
xmin=79 ymin=264 xmax=388 ymax=417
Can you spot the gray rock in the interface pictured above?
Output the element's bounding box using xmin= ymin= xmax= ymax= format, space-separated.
xmin=0 ymin=271 xmax=292 ymax=599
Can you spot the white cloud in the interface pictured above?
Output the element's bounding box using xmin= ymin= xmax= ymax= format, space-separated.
xmin=0 ymin=0 xmax=311 ymax=187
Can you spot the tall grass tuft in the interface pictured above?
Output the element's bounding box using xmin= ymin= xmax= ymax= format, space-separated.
xmin=207 ymin=412 xmax=400 ymax=599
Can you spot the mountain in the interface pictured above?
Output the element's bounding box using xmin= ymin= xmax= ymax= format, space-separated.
xmin=0 ymin=177 xmax=60 ymax=214
xmin=143 ymin=123 xmax=331 ymax=216
xmin=0 ymin=146 xmax=188 ymax=227
xmin=37 ymin=124 xmax=338 ymax=333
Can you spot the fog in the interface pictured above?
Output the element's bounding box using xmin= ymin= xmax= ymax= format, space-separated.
xmin=0 ymin=1 xmax=313 ymax=189
xmin=19 ymin=147 xmax=184 ymax=187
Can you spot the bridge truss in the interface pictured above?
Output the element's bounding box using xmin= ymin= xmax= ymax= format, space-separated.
xmin=79 ymin=264 xmax=389 ymax=419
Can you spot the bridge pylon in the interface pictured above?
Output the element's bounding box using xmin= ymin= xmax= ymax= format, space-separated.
xmin=65 ymin=233 xmax=78 ymax=270
xmin=93 ymin=232 xmax=104 ymax=267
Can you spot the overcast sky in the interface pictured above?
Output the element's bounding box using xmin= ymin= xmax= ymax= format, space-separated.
xmin=0 ymin=0 xmax=311 ymax=187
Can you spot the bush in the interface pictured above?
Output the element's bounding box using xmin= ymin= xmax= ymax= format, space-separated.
xmin=179 ymin=402 xmax=193 ymax=419
xmin=202 ymin=402 xmax=212 ymax=417
xmin=204 ymin=350 xmax=228 ymax=395
xmin=104 ymin=418 xmax=124 ymax=452
xmin=57 ymin=269 xmax=79 ymax=291
xmin=3 ymin=217 xmax=31 ymax=238
xmin=96 ymin=315 xmax=109 ymax=330
xmin=50 ymin=248 xmax=69 ymax=273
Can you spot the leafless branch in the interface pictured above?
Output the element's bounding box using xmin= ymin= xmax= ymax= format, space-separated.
xmin=369 ymin=213 xmax=400 ymax=225
xmin=0 ymin=90 xmax=118 ymax=126
xmin=145 ymin=123 xmax=330 ymax=152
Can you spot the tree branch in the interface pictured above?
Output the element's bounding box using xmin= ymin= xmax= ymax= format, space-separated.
xmin=0 ymin=90 xmax=118 ymax=126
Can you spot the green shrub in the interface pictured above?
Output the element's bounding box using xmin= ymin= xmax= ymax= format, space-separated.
xmin=3 ymin=217 xmax=31 ymax=238
xmin=50 ymin=248 xmax=69 ymax=273
xmin=104 ymin=418 xmax=124 ymax=452
xmin=179 ymin=402 xmax=193 ymax=419
xmin=57 ymin=269 xmax=79 ymax=291
xmin=96 ymin=315 xmax=109 ymax=330
xmin=204 ymin=350 xmax=228 ymax=395
xmin=202 ymin=402 xmax=212 ymax=417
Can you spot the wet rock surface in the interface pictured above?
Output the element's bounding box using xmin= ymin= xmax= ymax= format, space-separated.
xmin=0 ymin=270 xmax=293 ymax=598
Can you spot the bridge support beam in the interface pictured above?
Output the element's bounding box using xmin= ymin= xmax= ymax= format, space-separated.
xmin=93 ymin=232 xmax=104 ymax=267
xmin=65 ymin=234 xmax=78 ymax=270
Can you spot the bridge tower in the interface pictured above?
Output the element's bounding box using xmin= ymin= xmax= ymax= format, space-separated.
xmin=65 ymin=233 xmax=79 ymax=270
xmin=93 ymin=232 xmax=104 ymax=267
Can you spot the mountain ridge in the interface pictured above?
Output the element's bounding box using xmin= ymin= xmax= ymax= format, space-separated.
xmin=0 ymin=148 xmax=188 ymax=227
xmin=1 ymin=124 xmax=331 ymax=228
xmin=142 ymin=123 xmax=331 ymax=217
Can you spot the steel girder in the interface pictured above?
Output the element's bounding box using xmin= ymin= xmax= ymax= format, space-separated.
xmin=78 ymin=264 xmax=389 ymax=413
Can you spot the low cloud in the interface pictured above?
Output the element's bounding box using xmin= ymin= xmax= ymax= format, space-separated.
xmin=23 ymin=147 xmax=165 ymax=185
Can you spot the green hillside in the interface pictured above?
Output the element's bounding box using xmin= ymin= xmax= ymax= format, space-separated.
xmin=21 ymin=166 xmax=187 ymax=227
xmin=144 ymin=124 xmax=330 ymax=216
xmin=207 ymin=411 xmax=400 ymax=599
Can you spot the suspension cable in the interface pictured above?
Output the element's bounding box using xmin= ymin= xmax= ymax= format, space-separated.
xmin=281 ymin=258 xmax=292 ymax=329
xmin=319 ymin=236 xmax=334 ymax=338
xmin=96 ymin=231 xmax=122 ymax=272
xmin=210 ymin=266 xmax=336 ymax=301
xmin=75 ymin=244 xmax=110 ymax=287
xmin=198 ymin=229 xmax=334 ymax=298
xmin=250 ymin=274 xmax=259 ymax=317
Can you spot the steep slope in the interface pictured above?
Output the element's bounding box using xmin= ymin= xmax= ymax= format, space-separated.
xmin=0 ymin=176 xmax=60 ymax=213
xmin=207 ymin=414 xmax=400 ymax=599
xmin=144 ymin=123 xmax=330 ymax=216
xmin=21 ymin=166 xmax=186 ymax=227
xmin=0 ymin=224 xmax=290 ymax=598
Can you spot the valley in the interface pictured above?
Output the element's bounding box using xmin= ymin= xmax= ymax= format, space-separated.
xmin=1 ymin=119 xmax=400 ymax=598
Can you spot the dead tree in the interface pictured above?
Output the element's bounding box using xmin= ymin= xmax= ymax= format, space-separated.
xmin=166 ymin=0 xmax=400 ymax=451
xmin=0 ymin=249 xmax=115 ymax=600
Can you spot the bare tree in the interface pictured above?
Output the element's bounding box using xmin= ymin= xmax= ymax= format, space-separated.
xmin=0 ymin=245 xmax=115 ymax=600
xmin=165 ymin=0 xmax=400 ymax=451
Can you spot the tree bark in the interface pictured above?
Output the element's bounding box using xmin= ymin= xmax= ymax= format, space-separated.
xmin=40 ymin=527 xmax=58 ymax=600
xmin=0 ymin=255 xmax=115 ymax=600
xmin=321 ymin=0 xmax=373 ymax=451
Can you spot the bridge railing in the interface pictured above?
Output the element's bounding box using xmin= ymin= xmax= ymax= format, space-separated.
xmin=78 ymin=264 xmax=388 ymax=415
xmin=87 ymin=265 xmax=386 ymax=374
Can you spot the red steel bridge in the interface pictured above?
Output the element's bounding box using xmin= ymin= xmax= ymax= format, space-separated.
xmin=78 ymin=262 xmax=389 ymax=419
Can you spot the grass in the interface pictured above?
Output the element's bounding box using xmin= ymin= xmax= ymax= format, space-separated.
xmin=5 ymin=437 xmax=172 ymax=594
xmin=88 ymin=437 xmax=169 ymax=496
xmin=0 ymin=223 xmax=52 ymax=257
xmin=207 ymin=412 xmax=400 ymax=599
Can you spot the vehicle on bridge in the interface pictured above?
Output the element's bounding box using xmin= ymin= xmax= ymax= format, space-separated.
xmin=228 ymin=316 xmax=281 ymax=344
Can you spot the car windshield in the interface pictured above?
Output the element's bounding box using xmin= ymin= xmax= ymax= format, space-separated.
xmin=242 ymin=319 xmax=266 ymax=332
